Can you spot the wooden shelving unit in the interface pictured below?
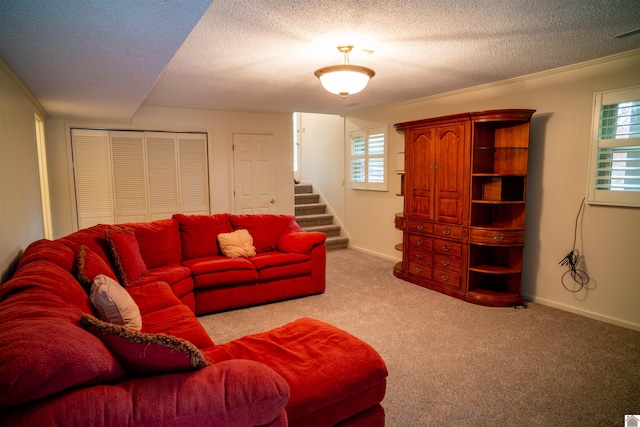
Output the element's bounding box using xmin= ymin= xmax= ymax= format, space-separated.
xmin=393 ymin=109 xmax=535 ymax=307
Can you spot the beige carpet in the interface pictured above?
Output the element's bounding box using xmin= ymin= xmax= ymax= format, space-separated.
xmin=198 ymin=249 xmax=640 ymax=426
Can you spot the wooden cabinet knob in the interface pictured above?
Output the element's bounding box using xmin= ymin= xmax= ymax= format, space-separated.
xmin=442 ymin=245 xmax=450 ymax=252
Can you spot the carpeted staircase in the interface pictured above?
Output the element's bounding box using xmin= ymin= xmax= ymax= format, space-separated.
xmin=294 ymin=183 xmax=348 ymax=250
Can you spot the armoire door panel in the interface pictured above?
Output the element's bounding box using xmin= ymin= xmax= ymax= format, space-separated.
xmin=434 ymin=124 xmax=467 ymax=224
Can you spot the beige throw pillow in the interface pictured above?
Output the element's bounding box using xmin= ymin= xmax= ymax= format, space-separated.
xmin=217 ymin=229 xmax=257 ymax=258
xmin=90 ymin=274 xmax=142 ymax=330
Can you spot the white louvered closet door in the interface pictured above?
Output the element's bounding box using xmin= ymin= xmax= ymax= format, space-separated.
xmin=71 ymin=129 xmax=115 ymax=228
xmin=110 ymin=131 xmax=147 ymax=223
xmin=72 ymin=129 xmax=209 ymax=229
xmin=178 ymin=133 xmax=209 ymax=214
xmin=146 ymin=132 xmax=180 ymax=220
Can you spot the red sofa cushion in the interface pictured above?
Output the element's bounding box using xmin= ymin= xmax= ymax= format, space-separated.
xmin=141 ymin=304 xmax=215 ymax=349
xmin=80 ymin=314 xmax=210 ymax=375
xmin=183 ymin=256 xmax=258 ymax=289
xmin=134 ymin=263 xmax=191 ymax=287
xmin=250 ymin=252 xmax=310 ymax=270
xmin=173 ymin=213 xmax=233 ymax=259
xmin=124 ymin=219 xmax=182 ymax=269
xmin=104 ymin=227 xmax=148 ymax=286
xmin=184 ymin=256 xmax=255 ymax=275
xmin=230 ymin=214 xmax=295 ymax=253
xmin=17 ymin=239 xmax=76 ymax=272
xmin=126 ymin=281 xmax=183 ymax=315
xmin=251 ymin=252 xmax=313 ymax=281
xmin=60 ymin=224 xmax=114 ymax=265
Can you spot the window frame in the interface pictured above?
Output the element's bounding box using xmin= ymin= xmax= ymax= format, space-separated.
xmin=586 ymin=86 xmax=640 ymax=207
xmin=348 ymin=125 xmax=389 ymax=191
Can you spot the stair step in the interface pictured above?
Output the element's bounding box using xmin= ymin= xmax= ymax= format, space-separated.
xmin=303 ymin=224 xmax=341 ymax=237
xmin=295 ymin=213 xmax=334 ymax=228
xmin=294 ymin=183 xmax=348 ymax=250
xmin=295 ymin=203 xmax=326 ymax=216
xmin=294 ymin=193 xmax=320 ymax=205
xmin=294 ymin=183 xmax=313 ymax=194
xmin=325 ymin=236 xmax=349 ymax=250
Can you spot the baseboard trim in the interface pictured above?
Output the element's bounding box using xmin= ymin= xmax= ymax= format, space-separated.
xmin=349 ymin=246 xmax=401 ymax=263
xmin=523 ymin=293 xmax=640 ymax=332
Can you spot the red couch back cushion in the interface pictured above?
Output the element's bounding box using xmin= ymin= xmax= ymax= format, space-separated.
xmin=124 ymin=219 xmax=182 ymax=269
xmin=230 ymin=214 xmax=295 ymax=253
xmin=173 ymin=214 xmax=233 ymax=259
xmin=60 ymin=224 xmax=114 ymax=264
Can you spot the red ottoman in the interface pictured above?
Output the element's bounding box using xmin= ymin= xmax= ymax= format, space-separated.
xmin=204 ymin=318 xmax=388 ymax=427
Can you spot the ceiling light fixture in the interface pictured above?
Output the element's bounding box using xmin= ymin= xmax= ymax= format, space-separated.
xmin=314 ymin=45 xmax=375 ymax=98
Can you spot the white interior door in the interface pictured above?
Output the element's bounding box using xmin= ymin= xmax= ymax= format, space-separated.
xmin=233 ymin=133 xmax=277 ymax=213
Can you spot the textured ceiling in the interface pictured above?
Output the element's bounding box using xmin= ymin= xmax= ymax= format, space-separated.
xmin=1 ymin=0 xmax=640 ymax=120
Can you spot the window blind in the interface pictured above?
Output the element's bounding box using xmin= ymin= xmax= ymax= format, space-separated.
xmin=349 ymin=126 xmax=388 ymax=191
xmin=587 ymin=86 xmax=640 ymax=207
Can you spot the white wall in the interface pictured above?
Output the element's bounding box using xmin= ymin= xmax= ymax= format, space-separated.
xmin=306 ymin=49 xmax=640 ymax=331
xmin=299 ymin=113 xmax=346 ymax=222
xmin=0 ymin=60 xmax=47 ymax=282
xmin=46 ymin=105 xmax=293 ymax=237
xmin=299 ymin=113 xmax=405 ymax=257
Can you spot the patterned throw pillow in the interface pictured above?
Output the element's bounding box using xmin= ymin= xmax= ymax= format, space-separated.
xmin=90 ymin=274 xmax=142 ymax=330
xmin=104 ymin=227 xmax=147 ymax=286
xmin=80 ymin=314 xmax=210 ymax=374
xmin=76 ymin=244 xmax=118 ymax=290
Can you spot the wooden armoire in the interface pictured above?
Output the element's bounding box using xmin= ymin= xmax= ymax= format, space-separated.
xmin=393 ymin=109 xmax=535 ymax=307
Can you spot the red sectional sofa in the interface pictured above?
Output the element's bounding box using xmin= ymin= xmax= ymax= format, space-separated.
xmin=0 ymin=214 xmax=388 ymax=426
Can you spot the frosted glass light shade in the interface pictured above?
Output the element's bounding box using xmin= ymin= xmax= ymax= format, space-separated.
xmin=315 ymin=64 xmax=375 ymax=98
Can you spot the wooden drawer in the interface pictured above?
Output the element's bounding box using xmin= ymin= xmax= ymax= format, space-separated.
xmin=432 ymin=268 xmax=461 ymax=288
xmin=408 ymin=220 xmax=433 ymax=234
xmin=408 ymin=262 xmax=432 ymax=278
xmin=408 ymin=234 xmax=433 ymax=250
xmin=433 ymin=239 xmax=462 ymax=256
xmin=433 ymin=253 xmax=461 ymax=272
xmin=469 ymin=229 xmax=524 ymax=245
xmin=408 ymin=248 xmax=432 ymax=266
xmin=394 ymin=213 xmax=407 ymax=230
xmin=433 ymin=224 xmax=463 ymax=239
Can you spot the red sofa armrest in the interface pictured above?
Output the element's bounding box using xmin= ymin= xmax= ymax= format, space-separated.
xmin=277 ymin=230 xmax=326 ymax=254
xmin=1 ymin=360 xmax=289 ymax=427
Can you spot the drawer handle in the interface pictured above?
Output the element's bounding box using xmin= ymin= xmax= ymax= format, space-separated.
xmin=493 ymin=235 xmax=505 ymax=241
xmin=441 ymin=274 xmax=450 ymax=282
xmin=442 ymin=245 xmax=450 ymax=252
xmin=416 ymin=253 xmax=424 ymax=260
xmin=443 ymin=228 xmax=451 ymax=235
xmin=417 ymin=240 xmax=424 ymax=246
xmin=417 ymin=225 xmax=424 ymax=231
xmin=442 ymin=260 xmax=450 ymax=267
xmin=416 ymin=268 xmax=423 ymax=274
